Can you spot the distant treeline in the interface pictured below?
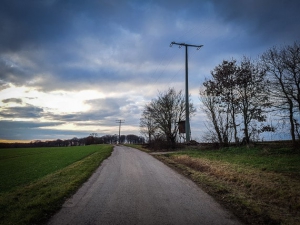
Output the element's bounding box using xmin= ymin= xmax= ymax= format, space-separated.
xmin=0 ymin=134 xmax=145 ymax=148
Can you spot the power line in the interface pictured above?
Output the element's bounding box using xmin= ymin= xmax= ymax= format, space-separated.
xmin=115 ymin=120 xmax=125 ymax=144
xmin=170 ymin=42 xmax=203 ymax=142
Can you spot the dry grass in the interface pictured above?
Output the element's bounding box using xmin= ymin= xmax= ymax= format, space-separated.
xmin=158 ymin=154 xmax=300 ymax=225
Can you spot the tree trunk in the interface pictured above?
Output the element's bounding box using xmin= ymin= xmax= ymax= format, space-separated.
xmin=243 ymin=120 xmax=250 ymax=144
xmin=288 ymin=100 xmax=296 ymax=147
xmin=231 ymin=110 xmax=239 ymax=144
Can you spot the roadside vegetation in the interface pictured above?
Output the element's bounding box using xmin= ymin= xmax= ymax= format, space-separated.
xmin=0 ymin=145 xmax=113 ymax=225
xmin=152 ymin=143 xmax=300 ymax=225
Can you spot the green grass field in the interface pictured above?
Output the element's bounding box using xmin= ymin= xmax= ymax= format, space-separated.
xmin=0 ymin=145 xmax=113 ymax=225
xmin=155 ymin=145 xmax=300 ymax=225
xmin=173 ymin=146 xmax=300 ymax=174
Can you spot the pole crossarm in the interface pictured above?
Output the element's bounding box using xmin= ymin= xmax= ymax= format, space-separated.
xmin=170 ymin=42 xmax=203 ymax=50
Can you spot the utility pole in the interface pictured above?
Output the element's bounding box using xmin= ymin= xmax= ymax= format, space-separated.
xmin=115 ymin=120 xmax=125 ymax=144
xmin=170 ymin=42 xmax=203 ymax=142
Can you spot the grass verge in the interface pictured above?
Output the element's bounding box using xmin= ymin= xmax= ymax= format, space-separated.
xmin=153 ymin=146 xmax=300 ymax=225
xmin=0 ymin=145 xmax=113 ymax=225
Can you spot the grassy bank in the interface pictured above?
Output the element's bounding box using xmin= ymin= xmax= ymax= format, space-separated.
xmin=0 ymin=145 xmax=113 ymax=225
xmin=154 ymin=146 xmax=300 ymax=225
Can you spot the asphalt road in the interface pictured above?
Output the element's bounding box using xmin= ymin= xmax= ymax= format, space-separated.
xmin=48 ymin=145 xmax=243 ymax=225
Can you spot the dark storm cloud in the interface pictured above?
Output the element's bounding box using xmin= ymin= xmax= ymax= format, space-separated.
xmin=0 ymin=1 xmax=68 ymax=52
xmin=0 ymin=0 xmax=148 ymax=53
xmin=210 ymin=0 xmax=300 ymax=44
xmin=0 ymin=0 xmax=158 ymax=90
xmin=0 ymin=120 xmax=63 ymax=129
xmin=0 ymin=57 xmax=34 ymax=85
xmin=44 ymin=111 xmax=109 ymax=123
xmin=0 ymin=0 xmax=104 ymax=52
xmin=0 ymin=120 xmax=83 ymax=140
xmin=2 ymin=98 xmax=22 ymax=104
xmin=0 ymin=80 xmax=9 ymax=91
xmin=44 ymin=113 xmax=81 ymax=122
xmin=0 ymin=104 xmax=43 ymax=118
xmin=0 ymin=0 xmax=213 ymax=92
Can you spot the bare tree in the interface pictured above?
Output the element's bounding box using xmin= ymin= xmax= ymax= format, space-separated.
xmin=283 ymin=43 xmax=300 ymax=111
xmin=262 ymin=42 xmax=300 ymax=146
xmin=199 ymin=89 xmax=231 ymax=146
xmin=203 ymin=60 xmax=240 ymax=143
xmin=236 ymin=57 xmax=270 ymax=144
xmin=140 ymin=105 xmax=158 ymax=143
xmin=201 ymin=58 xmax=270 ymax=145
xmin=143 ymin=88 xmax=195 ymax=148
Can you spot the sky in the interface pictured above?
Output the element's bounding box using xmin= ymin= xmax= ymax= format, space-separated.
xmin=0 ymin=0 xmax=300 ymax=141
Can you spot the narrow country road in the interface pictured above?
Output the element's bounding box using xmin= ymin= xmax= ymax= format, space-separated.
xmin=48 ymin=146 xmax=243 ymax=225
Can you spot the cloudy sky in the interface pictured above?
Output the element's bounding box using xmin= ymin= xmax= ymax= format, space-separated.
xmin=0 ymin=0 xmax=299 ymax=141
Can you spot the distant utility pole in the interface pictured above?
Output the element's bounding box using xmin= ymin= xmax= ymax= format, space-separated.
xmin=170 ymin=42 xmax=203 ymax=142
xmin=116 ymin=120 xmax=125 ymax=144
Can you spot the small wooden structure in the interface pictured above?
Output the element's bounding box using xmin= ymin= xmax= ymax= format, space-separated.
xmin=178 ymin=121 xmax=186 ymax=134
